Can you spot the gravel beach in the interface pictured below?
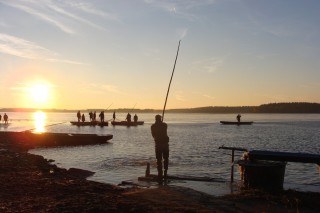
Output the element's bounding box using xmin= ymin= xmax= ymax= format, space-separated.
xmin=1 ymin=135 xmax=319 ymax=212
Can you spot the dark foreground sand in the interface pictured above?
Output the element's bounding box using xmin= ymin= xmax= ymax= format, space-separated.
xmin=1 ymin=138 xmax=320 ymax=212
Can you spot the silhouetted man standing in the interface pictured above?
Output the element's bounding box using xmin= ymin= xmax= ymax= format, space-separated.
xmin=3 ymin=113 xmax=8 ymax=124
xmin=237 ymin=114 xmax=241 ymax=122
xmin=77 ymin=111 xmax=81 ymax=122
xmin=151 ymin=114 xmax=169 ymax=183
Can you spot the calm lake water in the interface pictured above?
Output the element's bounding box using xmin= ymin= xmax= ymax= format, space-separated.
xmin=2 ymin=112 xmax=320 ymax=195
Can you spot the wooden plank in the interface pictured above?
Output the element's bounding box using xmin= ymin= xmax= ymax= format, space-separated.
xmin=248 ymin=150 xmax=320 ymax=164
xmin=219 ymin=146 xmax=248 ymax=152
xmin=138 ymin=174 xmax=225 ymax=183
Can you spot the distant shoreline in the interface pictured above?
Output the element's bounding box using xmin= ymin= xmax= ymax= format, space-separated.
xmin=1 ymin=102 xmax=320 ymax=113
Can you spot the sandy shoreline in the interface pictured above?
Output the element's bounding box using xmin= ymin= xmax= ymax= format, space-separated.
xmin=1 ymin=137 xmax=320 ymax=212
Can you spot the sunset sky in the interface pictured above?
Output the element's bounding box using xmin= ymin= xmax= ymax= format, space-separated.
xmin=1 ymin=0 xmax=320 ymax=110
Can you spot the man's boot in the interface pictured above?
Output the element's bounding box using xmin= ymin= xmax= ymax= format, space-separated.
xmin=164 ymin=170 xmax=167 ymax=181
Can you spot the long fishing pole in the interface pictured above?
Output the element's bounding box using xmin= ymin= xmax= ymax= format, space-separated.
xmin=121 ymin=103 xmax=137 ymax=121
xmin=23 ymin=121 xmax=68 ymax=132
xmin=130 ymin=103 xmax=137 ymax=113
xmin=105 ymin=103 xmax=113 ymax=111
xmin=162 ymin=40 xmax=181 ymax=121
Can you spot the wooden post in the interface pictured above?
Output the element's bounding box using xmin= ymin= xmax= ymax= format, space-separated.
xmin=231 ymin=149 xmax=234 ymax=182
xmin=219 ymin=146 xmax=248 ymax=183
xmin=145 ymin=162 xmax=150 ymax=177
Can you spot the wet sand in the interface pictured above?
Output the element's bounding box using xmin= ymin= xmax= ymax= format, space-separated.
xmin=1 ymin=137 xmax=320 ymax=212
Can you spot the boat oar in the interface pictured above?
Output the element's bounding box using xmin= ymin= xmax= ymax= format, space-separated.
xmin=162 ymin=40 xmax=181 ymax=121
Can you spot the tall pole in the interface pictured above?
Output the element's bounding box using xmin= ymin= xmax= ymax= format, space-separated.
xmin=105 ymin=103 xmax=113 ymax=111
xmin=162 ymin=40 xmax=181 ymax=121
xmin=130 ymin=103 xmax=137 ymax=113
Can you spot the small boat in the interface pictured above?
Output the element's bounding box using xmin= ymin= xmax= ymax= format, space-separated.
xmin=111 ymin=121 xmax=144 ymax=126
xmin=0 ymin=131 xmax=113 ymax=148
xmin=220 ymin=121 xmax=253 ymax=125
xmin=70 ymin=121 xmax=108 ymax=126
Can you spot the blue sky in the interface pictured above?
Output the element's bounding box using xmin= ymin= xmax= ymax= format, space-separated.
xmin=0 ymin=0 xmax=319 ymax=109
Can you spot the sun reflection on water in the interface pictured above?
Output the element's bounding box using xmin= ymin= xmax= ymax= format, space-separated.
xmin=33 ymin=111 xmax=46 ymax=133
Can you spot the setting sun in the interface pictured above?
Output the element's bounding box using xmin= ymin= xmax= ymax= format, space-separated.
xmin=30 ymin=84 xmax=49 ymax=103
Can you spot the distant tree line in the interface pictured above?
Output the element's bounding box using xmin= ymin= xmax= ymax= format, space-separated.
xmin=1 ymin=102 xmax=320 ymax=113
xmin=166 ymin=102 xmax=320 ymax=113
xmin=255 ymin=102 xmax=320 ymax=113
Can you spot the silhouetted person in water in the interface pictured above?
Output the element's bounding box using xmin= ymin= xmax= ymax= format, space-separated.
xmin=4 ymin=113 xmax=8 ymax=124
xmin=99 ymin=111 xmax=105 ymax=123
xmin=81 ymin=114 xmax=85 ymax=122
xmin=89 ymin=111 xmax=93 ymax=121
xmin=126 ymin=113 xmax=131 ymax=122
xmin=134 ymin=114 xmax=138 ymax=123
xmin=113 ymin=111 xmax=116 ymax=121
xmin=151 ymin=114 xmax=169 ymax=183
xmin=237 ymin=114 xmax=241 ymax=122
xmin=77 ymin=111 xmax=81 ymax=122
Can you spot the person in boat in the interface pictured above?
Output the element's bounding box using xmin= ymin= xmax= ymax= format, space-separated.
xmin=236 ymin=114 xmax=241 ymax=122
xmin=89 ymin=111 xmax=93 ymax=122
xmin=99 ymin=111 xmax=105 ymax=123
xmin=151 ymin=114 xmax=169 ymax=183
xmin=81 ymin=114 xmax=85 ymax=122
xmin=126 ymin=113 xmax=131 ymax=123
xmin=133 ymin=114 xmax=138 ymax=123
xmin=93 ymin=111 xmax=96 ymax=121
xmin=4 ymin=113 xmax=8 ymax=124
xmin=77 ymin=111 xmax=81 ymax=122
xmin=113 ymin=111 xmax=116 ymax=121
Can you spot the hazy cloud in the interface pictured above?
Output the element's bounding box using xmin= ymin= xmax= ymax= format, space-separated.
xmin=0 ymin=0 xmax=110 ymax=34
xmin=0 ymin=1 xmax=75 ymax=34
xmin=84 ymin=83 xmax=126 ymax=95
xmin=0 ymin=20 xmax=9 ymax=27
xmin=46 ymin=2 xmax=107 ymax=31
xmin=65 ymin=1 xmax=120 ymax=21
xmin=191 ymin=57 xmax=224 ymax=73
xmin=0 ymin=33 xmax=86 ymax=64
xmin=0 ymin=33 xmax=57 ymax=59
xmin=177 ymin=28 xmax=188 ymax=39
xmin=45 ymin=58 xmax=89 ymax=65
xmin=203 ymin=94 xmax=215 ymax=100
xmin=143 ymin=0 xmax=217 ymax=21
xmin=175 ymin=90 xmax=186 ymax=102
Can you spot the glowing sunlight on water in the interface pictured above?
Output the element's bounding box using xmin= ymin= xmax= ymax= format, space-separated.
xmin=33 ymin=111 xmax=46 ymax=133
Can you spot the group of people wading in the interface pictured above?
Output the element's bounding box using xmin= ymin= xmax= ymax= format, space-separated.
xmin=0 ymin=113 xmax=9 ymax=124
